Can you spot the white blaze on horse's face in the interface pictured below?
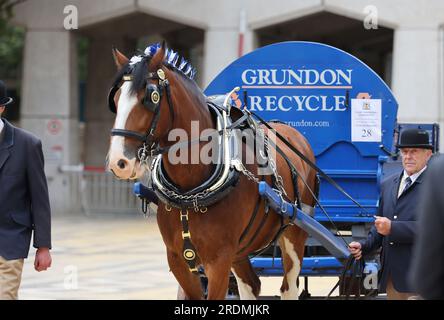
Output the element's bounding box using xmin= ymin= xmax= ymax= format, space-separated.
xmin=108 ymin=81 xmax=145 ymax=180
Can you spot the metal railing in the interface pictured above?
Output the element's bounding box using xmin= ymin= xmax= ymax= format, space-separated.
xmin=60 ymin=165 xmax=142 ymax=215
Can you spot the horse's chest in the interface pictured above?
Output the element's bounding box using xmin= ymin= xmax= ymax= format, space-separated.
xmin=156 ymin=208 xmax=231 ymax=253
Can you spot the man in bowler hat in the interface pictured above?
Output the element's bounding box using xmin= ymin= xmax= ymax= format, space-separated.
xmin=349 ymin=128 xmax=433 ymax=299
xmin=0 ymin=80 xmax=52 ymax=299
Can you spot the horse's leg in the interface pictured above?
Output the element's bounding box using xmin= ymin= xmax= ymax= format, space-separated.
xmin=231 ymin=257 xmax=261 ymax=300
xmin=204 ymin=254 xmax=233 ymax=300
xmin=279 ymin=226 xmax=307 ymax=300
xmin=166 ymin=249 xmax=203 ymax=300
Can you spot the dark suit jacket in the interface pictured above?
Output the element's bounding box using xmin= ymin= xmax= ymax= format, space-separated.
xmin=409 ymin=155 xmax=444 ymax=299
xmin=0 ymin=119 xmax=51 ymax=260
xmin=360 ymin=169 xmax=426 ymax=293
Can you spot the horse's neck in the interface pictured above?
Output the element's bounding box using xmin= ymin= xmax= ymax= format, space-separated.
xmin=160 ymin=89 xmax=215 ymax=191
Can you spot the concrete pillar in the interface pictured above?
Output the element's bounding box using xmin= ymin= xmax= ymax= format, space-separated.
xmin=391 ymin=27 xmax=443 ymax=146
xmin=243 ymin=28 xmax=257 ymax=56
xmin=203 ymin=28 xmax=239 ymax=87
xmin=392 ymin=28 xmax=440 ymax=122
xmin=84 ymin=37 xmax=136 ymax=167
xmin=21 ymin=30 xmax=80 ymax=214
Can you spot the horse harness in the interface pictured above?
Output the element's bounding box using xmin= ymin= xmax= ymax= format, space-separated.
xmin=150 ymin=101 xmax=300 ymax=273
xmin=150 ymin=101 xmax=241 ymax=212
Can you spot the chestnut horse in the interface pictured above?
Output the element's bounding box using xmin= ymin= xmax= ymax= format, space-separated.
xmin=106 ymin=43 xmax=317 ymax=300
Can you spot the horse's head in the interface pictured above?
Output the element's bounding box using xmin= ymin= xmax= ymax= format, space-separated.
xmin=107 ymin=43 xmax=184 ymax=180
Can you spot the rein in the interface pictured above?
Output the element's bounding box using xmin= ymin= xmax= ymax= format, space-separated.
xmin=247 ymin=110 xmax=370 ymax=215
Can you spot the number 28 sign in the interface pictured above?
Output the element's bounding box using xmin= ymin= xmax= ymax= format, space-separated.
xmin=351 ymin=99 xmax=382 ymax=142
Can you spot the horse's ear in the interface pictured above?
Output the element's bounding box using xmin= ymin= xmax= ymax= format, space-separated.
xmin=150 ymin=42 xmax=166 ymax=69
xmin=112 ymin=47 xmax=129 ymax=70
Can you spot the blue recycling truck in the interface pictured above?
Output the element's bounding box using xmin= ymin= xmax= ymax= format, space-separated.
xmin=203 ymin=41 xmax=439 ymax=294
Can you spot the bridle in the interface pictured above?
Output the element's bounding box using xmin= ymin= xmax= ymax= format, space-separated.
xmin=109 ymin=67 xmax=175 ymax=164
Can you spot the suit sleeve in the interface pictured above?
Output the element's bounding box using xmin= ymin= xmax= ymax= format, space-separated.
xmin=360 ymin=195 xmax=384 ymax=254
xmin=410 ymin=157 xmax=444 ymax=299
xmin=389 ymin=220 xmax=417 ymax=244
xmin=27 ymin=139 xmax=52 ymax=249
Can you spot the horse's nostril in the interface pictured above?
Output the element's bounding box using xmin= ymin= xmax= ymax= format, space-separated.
xmin=117 ymin=159 xmax=127 ymax=170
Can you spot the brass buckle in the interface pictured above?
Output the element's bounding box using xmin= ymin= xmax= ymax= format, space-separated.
xmin=180 ymin=210 xmax=189 ymax=221
xmin=157 ymin=69 xmax=166 ymax=80
xmin=182 ymin=231 xmax=191 ymax=239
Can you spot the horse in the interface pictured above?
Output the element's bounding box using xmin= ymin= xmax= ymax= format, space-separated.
xmin=106 ymin=42 xmax=318 ymax=300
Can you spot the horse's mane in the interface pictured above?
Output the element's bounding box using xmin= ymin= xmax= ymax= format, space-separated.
xmin=112 ymin=43 xmax=201 ymax=97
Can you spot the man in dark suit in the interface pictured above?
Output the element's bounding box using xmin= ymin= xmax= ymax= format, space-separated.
xmin=349 ymin=128 xmax=433 ymax=300
xmin=409 ymin=155 xmax=444 ymax=299
xmin=0 ymin=80 xmax=52 ymax=300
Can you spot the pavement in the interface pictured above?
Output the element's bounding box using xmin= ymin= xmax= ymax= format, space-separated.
xmin=19 ymin=214 xmax=341 ymax=300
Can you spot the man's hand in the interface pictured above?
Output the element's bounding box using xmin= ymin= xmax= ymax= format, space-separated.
xmin=374 ymin=216 xmax=392 ymax=235
xmin=34 ymin=247 xmax=52 ymax=272
xmin=348 ymin=241 xmax=362 ymax=260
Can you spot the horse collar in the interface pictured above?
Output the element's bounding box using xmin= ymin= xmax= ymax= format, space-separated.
xmin=150 ymin=104 xmax=241 ymax=212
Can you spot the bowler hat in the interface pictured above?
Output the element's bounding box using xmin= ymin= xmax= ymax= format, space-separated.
xmin=0 ymin=80 xmax=13 ymax=106
xmin=396 ymin=128 xmax=433 ymax=150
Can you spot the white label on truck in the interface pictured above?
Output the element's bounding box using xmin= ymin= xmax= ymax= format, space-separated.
xmin=351 ymin=99 xmax=382 ymax=142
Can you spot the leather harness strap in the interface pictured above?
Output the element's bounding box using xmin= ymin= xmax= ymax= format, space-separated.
xmin=179 ymin=209 xmax=199 ymax=274
xmin=237 ymin=177 xmax=265 ymax=254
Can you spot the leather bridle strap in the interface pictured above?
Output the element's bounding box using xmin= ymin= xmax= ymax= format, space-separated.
xmin=110 ymin=129 xmax=147 ymax=141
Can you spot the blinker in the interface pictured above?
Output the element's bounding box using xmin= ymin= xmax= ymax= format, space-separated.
xmin=143 ymin=83 xmax=161 ymax=111
xmin=108 ymin=69 xmax=166 ymax=114
xmin=108 ymin=86 xmax=119 ymax=113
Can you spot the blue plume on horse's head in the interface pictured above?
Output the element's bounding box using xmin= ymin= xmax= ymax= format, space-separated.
xmin=144 ymin=43 xmax=161 ymax=57
xmin=112 ymin=42 xmax=198 ymax=95
xmin=138 ymin=42 xmax=197 ymax=80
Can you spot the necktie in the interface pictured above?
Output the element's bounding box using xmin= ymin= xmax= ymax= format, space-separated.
xmin=402 ymin=177 xmax=412 ymax=194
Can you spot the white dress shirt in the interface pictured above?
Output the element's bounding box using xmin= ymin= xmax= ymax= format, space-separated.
xmin=397 ymin=166 xmax=427 ymax=198
xmin=0 ymin=118 xmax=4 ymax=134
